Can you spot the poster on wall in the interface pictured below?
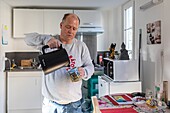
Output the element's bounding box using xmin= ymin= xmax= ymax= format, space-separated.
xmin=146 ymin=20 xmax=161 ymax=45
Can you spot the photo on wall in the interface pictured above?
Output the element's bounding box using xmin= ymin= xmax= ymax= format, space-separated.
xmin=147 ymin=20 xmax=161 ymax=44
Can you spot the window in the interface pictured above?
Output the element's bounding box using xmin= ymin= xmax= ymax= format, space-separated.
xmin=123 ymin=0 xmax=134 ymax=59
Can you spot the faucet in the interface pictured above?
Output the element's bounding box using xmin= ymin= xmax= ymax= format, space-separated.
xmin=5 ymin=57 xmax=11 ymax=70
xmin=31 ymin=58 xmax=38 ymax=69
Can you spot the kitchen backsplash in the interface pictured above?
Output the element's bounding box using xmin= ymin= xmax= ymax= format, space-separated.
xmin=5 ymin=52 xmax=40 ymax=69
xmin=5 ymin=51 xmax=110 ymax=69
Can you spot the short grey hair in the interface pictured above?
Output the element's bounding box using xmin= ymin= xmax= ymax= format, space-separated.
xmin=62 ymin=13 xmax=80 ymax=25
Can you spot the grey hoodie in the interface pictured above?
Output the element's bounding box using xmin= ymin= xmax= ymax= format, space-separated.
xmin=25 ymin=33 xmax=94 ymax=104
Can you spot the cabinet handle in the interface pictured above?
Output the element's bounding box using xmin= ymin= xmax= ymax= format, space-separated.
xmin=100 ymin=84 xmax=103 ymax=87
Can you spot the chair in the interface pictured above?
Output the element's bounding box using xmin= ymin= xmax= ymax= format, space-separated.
xmin=91 ymin=96 xmax=101 ymax=113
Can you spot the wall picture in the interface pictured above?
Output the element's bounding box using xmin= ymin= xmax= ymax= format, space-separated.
xmin=147 ymin=20 xmax=161 ymax=44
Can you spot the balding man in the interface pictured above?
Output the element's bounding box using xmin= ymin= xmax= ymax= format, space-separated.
xmin=25 ymin=13 xmax=94 ymax=113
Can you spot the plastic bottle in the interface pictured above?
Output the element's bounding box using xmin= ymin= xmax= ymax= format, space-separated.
xmin=99 ymin=54 xmax=103 ymax=65
xmin=11 ymin=59 xmax=17 ymax=69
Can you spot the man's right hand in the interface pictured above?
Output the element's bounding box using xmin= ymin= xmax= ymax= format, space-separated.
xmin=47 ymin=37 xmax=60 ymax=49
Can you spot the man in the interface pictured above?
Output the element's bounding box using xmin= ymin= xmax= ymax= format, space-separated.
xmin=25 ymin=13 xmax=94 ymax=113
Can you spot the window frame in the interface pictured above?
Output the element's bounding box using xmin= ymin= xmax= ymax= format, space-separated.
xmin=122 ymin=0 xmax=135 ymax=59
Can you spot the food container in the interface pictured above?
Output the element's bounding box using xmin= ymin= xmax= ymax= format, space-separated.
xmin=21 ymin=59 xmax=32 ymax=67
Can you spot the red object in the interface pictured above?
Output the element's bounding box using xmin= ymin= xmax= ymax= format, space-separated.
xmin=99 ymin=54 xmax=103 ymax=65
xmin=100 ymin=107 xmax=137 ymax=113
xmin=103 ymin=93 xmax=133 ymax=106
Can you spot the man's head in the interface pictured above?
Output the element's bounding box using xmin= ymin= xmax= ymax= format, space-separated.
xmin=60 ymin=13 xmax=80 ymax=44
xmin=62 ymin=13 xmax=80 ymax=25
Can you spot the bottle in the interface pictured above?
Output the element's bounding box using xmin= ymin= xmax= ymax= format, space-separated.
xmin=145 ymin=89 xmax=153 ymax=99
xmin=11 ymin=59 xmax=17 ymax=69
xmin=99 ymin=54 xmax=103 ymax=65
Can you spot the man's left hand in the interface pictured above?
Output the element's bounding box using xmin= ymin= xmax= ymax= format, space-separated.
xmin=78 ymin=67 xmax=85 ymax=78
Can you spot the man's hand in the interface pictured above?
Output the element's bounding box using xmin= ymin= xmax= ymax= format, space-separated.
xmin=78 ymin=67 xmax=85 ymax=78
xmin=47 ymin=37 xmax=60 ymax=49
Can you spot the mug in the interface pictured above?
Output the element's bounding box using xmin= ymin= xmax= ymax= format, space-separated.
xmin=68 ymin=67 xmax=80 ymax=82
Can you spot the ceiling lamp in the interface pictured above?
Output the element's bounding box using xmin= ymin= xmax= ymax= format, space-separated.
xmin=140 ymin=0 xmax=163 ymax=10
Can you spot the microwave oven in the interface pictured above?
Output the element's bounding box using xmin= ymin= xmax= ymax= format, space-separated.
xmin=103 ymin=58 xmax=139 ymax=81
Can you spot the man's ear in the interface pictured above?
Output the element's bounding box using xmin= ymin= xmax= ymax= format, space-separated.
xmin=60 ymin=22 xmax=62 ymax=29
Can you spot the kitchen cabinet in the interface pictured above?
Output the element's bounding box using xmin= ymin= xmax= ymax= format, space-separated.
xmin=7 ymin=71 xmax=43 ymax=113
xmin=13 ymin=8 xmax=102 ymax=38
xmin=43 ymin=9 xmax=73 ymax=35
xmin=74 ymin=10 xmax=102 ymax=26
xmin=13 ymin=9 xmax=44 ymax=38
xmin=13 ymin=9 xmax=72 ymax=38
xmin=98 ymin=75 xmax=142 ymax=97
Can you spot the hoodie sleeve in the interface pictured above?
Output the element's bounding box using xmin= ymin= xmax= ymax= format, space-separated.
xmin=24 ymin=32 xmax=52 ymax=50
xmin=81 ymin=42 xmax=94 ymax=80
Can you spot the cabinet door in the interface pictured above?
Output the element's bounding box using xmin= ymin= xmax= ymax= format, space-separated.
xmin=43 ymin=9 xmax=73 ymax=35
xmin=13 ymin=9 xmax=44 ymax=38
xmin=74 ymin=10 xmax=102 ymax=26
xmin=109 ymin=81 xmax=142 ymax=94
xmin=7 ymin=71 xmax=43 ymax=110
xmin=8 ymin=109 xmax=41 ymax=113
xmin=98 ymin=76 xmax=109 ymax=97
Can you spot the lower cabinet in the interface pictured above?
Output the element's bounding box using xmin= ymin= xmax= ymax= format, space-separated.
xmin=8 ymin=109 xmax=41 ymax=113
xmin=7 ymin=71 xmax=43 ymax=113
xmin=98 ymin=75 xmax=142 ymax=97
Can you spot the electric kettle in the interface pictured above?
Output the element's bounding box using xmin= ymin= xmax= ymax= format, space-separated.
xmin=38 ymin=45 xmax=70 ymax=75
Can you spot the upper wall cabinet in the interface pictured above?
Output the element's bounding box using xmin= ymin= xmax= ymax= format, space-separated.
xmin=74 ymin=10 xmax=102 ymax=26
xmin=13 ymin=9 xmax=102 ymax=38
xmin=13 ymin=9 xmax=44 ymax=38
xmin=43 ymin=9 xmax=72 ymax=35
xmin=13 ymin=9 xmax=72 ymax=38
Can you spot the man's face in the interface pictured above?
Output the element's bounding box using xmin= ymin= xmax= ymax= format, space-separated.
xmin=60 ymin=15 xmax=79 ymax=42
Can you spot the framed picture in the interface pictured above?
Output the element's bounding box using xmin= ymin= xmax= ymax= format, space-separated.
xmin=147 ymin=20 xmax=161 ymax=44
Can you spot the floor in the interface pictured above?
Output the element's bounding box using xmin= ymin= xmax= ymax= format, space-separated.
xmin=166 ymin=108 xmax=170 ymax=112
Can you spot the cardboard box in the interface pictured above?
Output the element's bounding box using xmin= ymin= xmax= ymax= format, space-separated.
xmin=21 ymin=59 xmax=32 ymax=67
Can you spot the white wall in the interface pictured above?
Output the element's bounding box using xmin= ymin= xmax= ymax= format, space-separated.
xmin=135 ymin=0 xmax=169 ymax=99
xmin=107 ymin=7 xmax=123 ymax=52
xmin=163 ymin=0 xmax=170 ymax=100
xmin=98 ymin=7 xmax=123 ymax=51
xmin=0 ymin=1 xmax=3 ymax=113
xmin=0 ymin=1 xmax=11 ymax=113
xmin=97 ymin=10 xmax=109 ymax=51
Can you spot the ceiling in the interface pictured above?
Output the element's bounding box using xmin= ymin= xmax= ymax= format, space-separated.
xmin=3 ymin=0 xmax=129 ymax=9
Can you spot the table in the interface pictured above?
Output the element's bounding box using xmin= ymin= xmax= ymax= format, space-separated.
xmin=93 ymin=93 xmax=168 ymax=113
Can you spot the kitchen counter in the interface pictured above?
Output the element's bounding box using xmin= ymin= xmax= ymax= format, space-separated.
xmin=4 ymin=68 xmax=42 ymax=72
